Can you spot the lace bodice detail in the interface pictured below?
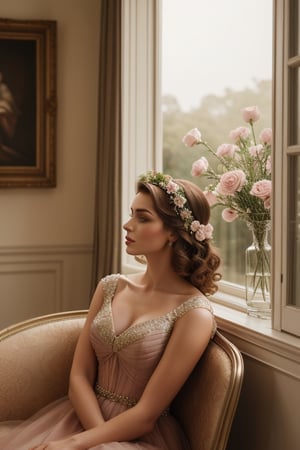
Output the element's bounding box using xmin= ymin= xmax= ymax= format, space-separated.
xmin=91 ymin=274 xmax=216 ymax=352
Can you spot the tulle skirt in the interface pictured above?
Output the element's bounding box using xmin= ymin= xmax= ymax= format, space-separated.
xmin=0 ymin=396 xmax=189 ymax=450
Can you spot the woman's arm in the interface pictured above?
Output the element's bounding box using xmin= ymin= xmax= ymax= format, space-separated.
xmin=58 ymin=306 xmax=214 ymax=449
xmin=68 ymin=281 xmax=106 ymax=429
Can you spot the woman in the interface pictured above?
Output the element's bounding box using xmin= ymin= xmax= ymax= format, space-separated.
xmin=0 ymin=171 xmax=221 ymax=450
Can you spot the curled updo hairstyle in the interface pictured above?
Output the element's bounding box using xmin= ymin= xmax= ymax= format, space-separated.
xmin=137 ymin=178 xmax=222 ymax=295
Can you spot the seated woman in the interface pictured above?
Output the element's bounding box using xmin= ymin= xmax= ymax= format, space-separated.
xmin=0 ymin=171 xmax=221 ymax=450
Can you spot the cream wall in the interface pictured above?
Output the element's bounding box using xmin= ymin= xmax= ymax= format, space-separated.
xmin=0 ymin=0 xmax=100 ymax=327
xmin=223 ymin=330 xmax=300 ymax=450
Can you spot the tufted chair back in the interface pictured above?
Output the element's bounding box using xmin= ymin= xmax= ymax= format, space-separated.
xmin=0 ymin=311 xmax=243 ymax=450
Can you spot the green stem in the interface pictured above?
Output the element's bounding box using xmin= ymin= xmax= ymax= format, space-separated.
xmin=199 ymin=141 xmax=232 ymax=170
xmin=246 ymin=221 xmax=271 ymax=303
xmin=250 ymin=121 xmax=257 ymax=145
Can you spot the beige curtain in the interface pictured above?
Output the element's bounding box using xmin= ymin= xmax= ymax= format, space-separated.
xmin=91 ymin=0 xmax=122 ymax=293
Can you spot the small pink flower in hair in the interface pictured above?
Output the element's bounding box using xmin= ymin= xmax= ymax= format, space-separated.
xmin=203 ymin=223 xmax=213 ymax=239
xmin=190 ymin=221 xmax=213 ymax=241
xmin=166 ymin=180 xmax=179 ymax=193
xmin=180 ymin=209 xmax=193 ymax=220
xmin=190 ymin=220 xmax=201 ymax=232
xmin=173 ymin=194 xmax=186 ymax=208
xmin=195 ymin=229 xmax=206 ymax=242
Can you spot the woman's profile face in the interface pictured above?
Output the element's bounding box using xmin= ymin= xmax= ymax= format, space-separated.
xmin=123 ymin=192 xmax=172 ymax=257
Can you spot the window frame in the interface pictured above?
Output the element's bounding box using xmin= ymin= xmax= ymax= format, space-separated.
xmin=277 ymin=0 xmax=300 ymax=335
xmin=121 ymin=0 xmax=162 ymax=272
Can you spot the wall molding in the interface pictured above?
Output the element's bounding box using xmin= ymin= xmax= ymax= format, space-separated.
xmin=0 ymin=244 xmax=93 ymax=256
xmin=0 ymin=244 xmax=93 ymax=329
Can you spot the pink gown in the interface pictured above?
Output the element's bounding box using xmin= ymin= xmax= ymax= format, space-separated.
xmin=0 ymin=274 xmax=215 ymax=450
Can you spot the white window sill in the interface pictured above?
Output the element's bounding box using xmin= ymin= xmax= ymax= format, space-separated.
xmin=212 ymin=298 xmax=300 ymax=380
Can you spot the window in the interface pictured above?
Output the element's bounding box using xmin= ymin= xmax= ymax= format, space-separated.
xmin=274 ymin=0 xmax=300 ymax=336
xmin=162 ymin=0 xmax=273 ymax=290
xmin=121 ymin=0 xmax=300 ymax=337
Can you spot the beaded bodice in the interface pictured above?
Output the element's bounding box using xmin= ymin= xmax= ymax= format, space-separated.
xmin=91 ymin=273 xmax=215 ymax=352
xmin=89 ymin=274 xmax=215 ymax=406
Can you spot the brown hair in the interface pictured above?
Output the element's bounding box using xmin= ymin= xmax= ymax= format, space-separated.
xmin=137 ymin=178 xmax=222 ymax=295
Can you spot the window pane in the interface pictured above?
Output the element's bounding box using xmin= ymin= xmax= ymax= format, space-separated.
xmin=289 ymin=0 xmax=300 ymax=57
xmin=289 ymin=67 xmax=300 ymax=145
xmin=162 ymin=0 xmax=273 ymax=285
xmin=287 ymin=155 xmax=300 ymax=307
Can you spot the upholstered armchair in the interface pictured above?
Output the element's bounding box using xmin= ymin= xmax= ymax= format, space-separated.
xmin=0 ymin=311 xmax=243 ymax=450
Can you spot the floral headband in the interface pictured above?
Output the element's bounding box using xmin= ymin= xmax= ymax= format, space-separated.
xmin=139 ymin=171 xmax=213 ymax=242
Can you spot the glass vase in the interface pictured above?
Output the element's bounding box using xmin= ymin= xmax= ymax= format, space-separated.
xmin=245 ymin=221 xmax=271 ymax=318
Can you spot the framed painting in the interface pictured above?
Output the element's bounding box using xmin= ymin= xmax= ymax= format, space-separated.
xmin=0 ymin=18 xmax=56 ymax=187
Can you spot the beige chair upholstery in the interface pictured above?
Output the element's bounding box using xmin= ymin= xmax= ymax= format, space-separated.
xmin=171 ymin=330 xmax=244 ymax=450
xmin=0 ymin=311 xmax=243 ymax=450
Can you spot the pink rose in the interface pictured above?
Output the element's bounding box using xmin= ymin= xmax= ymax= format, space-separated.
xmin=229 ymin=126 xmax=250 ymax=143
xmin=259 ymin=128 xmax=272 ymax=145
xmin=249 ymin=144 xmax=264 ymax=157
xmin=182 ymin=128 xmax=202 ymax=147
xmin=190 ymin=221 xmax=213 ymax=241
xmin=217 ymin=169 xmax=247 ymax=195
xmin=191 ymin=157 xmax=208 ymax=176
xmin=216 ymin=143 xmax=238 ymax=158
xmin=222 ymin=208 xmax=238 ymax=222
xmin=250 ymin=180 xmax=272 ymax=200
xmin=241 ymin=106 xmax=260 ymax=123
xmin=204 ymin=189 xmax=218 ymax=206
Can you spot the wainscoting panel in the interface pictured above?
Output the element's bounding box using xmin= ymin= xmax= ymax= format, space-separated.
xmin=0 ymin=245 xmax=93 ymax=329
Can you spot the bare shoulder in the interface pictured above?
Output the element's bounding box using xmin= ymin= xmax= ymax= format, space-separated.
xmin=178 ymin=303 xmax=214 ymax=327
xmin=173 ymin=298 xmax=216 ymax=341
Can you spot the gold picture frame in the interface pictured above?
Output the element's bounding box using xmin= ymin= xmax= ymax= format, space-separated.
xmin=0 ymin=18 xmax=57 ymax=187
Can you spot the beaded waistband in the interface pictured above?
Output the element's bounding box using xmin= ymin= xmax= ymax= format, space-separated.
xmin=95 ymin=383 xmax=169 ymax=416
xmin=95 ymin=383 xmax=137 ymax=407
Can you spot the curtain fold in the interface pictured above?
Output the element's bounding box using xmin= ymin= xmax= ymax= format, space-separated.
xmin=91 ymin=0 xmax=122 ymax=294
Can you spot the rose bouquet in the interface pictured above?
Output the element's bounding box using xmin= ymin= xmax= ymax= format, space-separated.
xmin=182 ymin=106 xmax=272 ymax=314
